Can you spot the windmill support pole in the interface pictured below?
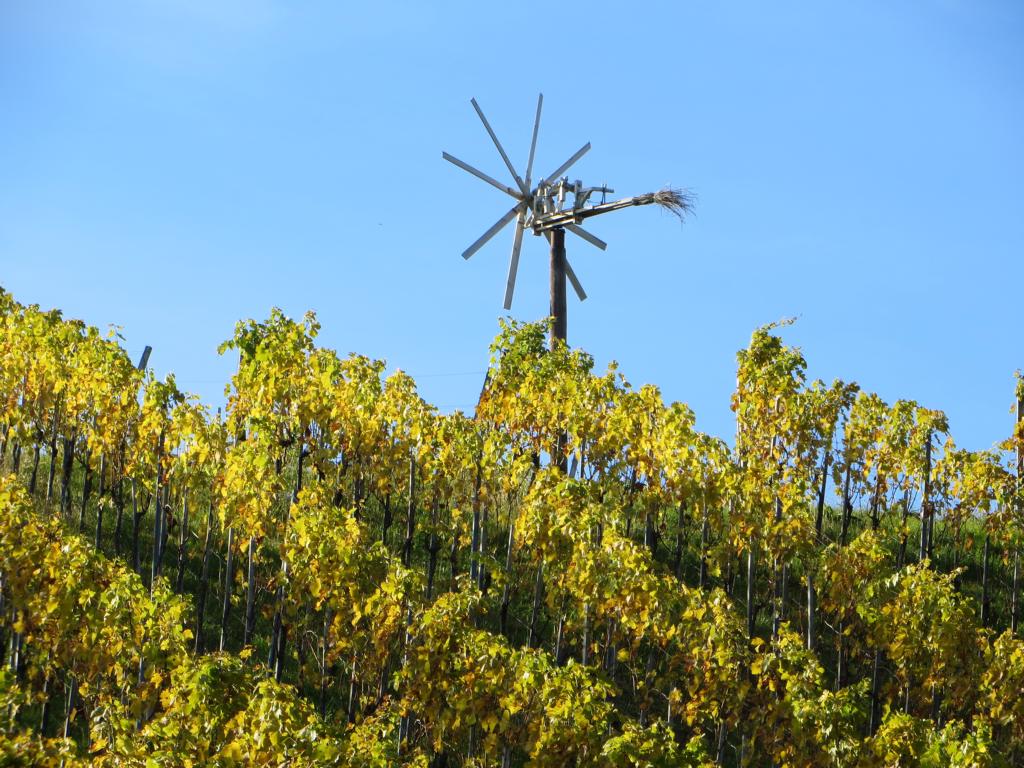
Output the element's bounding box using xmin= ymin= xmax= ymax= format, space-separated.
xmin=549 ymin=227 xmax=569 ymax=475
xmin=549 ymin=227 xmax=567 ymax=348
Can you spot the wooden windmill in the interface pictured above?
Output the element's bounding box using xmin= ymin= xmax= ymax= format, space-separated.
xmin=444 ymin=94 xmax=691 ymax=348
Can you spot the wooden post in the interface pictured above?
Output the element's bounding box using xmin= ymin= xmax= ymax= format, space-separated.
xmin=319 ymin=608 xmax=331 ymax=718
xmin=195 ymin=502 xmax=214 ymax=654
xmin=470 ymin=462 xmax=482 ymax=586
xmin=1012 ymin=552 xmax=1021 ymax=634
xmin=426 ymin=501 xmax=440 ymax=601
xmin=869 ymin=476 xmax=882 ymax=531
xmin=38 ymin=669 xmax=52 ymax=736
xmin=381 ymin=494 xmax=392 ymax=548
xmin=839 ymin=464 xmax=853 ymax=548
xmin=580 ymin=601 xmax=590 ymax=664
xmin=919 ymin=431 xmax=933 ymax=564
xmin=45 ymin=404 xmax=60 ymax=503
xmin=478 ymin=479 xmax=489 ymax=595
xmin=528 ymin=561 xmax=544 ymax=648
xmin=1014 ymin=393 xmax=1023 ymax=634
xmin=271 ymin=433 xmax=305 ymax=679
xmin=175 ymin=492 xmax=189 ymax=592
xmin=499 ymin=516 xmax=515 ymax=637
xmin=78 ymin=450 xmax=92 ymax=531
xmin=549 ymin=227 xmax=569 ymax=474
xmin=981 ymin=535 xmax=991 ymax=627
xmin=59 ymin=432 xmax=75 ymax=518
xmin=243 ymin=536 xmax=257 ymax=646
xmin=746 ymin=538 xmax=757 ymax=639
xmin=403 ymin=456 xmax=416 ymax=567
xmin=676 ymin=501 xmax=689 ymax=582
xmin=897 ymin=486 xmax=911 ymax=568
xmin=549 ymin=227 xmax=567 ymax=348
xmin=869 ymin=650 xmax=882 ymax=735
xmin=772 ymin=497 xmax=784 ymax=639
xmin=113 ymin=453 xmax=125 ymax=555
xmin=130 ymin=479 xmax=142 ymax=573
xmin=808 ymin=449 xmax=829 ymax=651
xmin=807 ymin=573 xmax=816 ymax=652
xmin=150 ymin=433 xmax=164 ymax=590
xmin=94 ymin=454 xmax=105 ymax=549
xmin=698 ymin=511 xmax=710 ymax=588
xmin=62 ymin=677 xmax=78 ymax=739
xmin=220 ymin=527 xmax=235 ymax=652
xmin=28 ymin=442 xmax=40 ymax=496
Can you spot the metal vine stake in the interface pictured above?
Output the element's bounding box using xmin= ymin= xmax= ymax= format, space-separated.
xmin=444 ymin=94 xmax=693 ymax=347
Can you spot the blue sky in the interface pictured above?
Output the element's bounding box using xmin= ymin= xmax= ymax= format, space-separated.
xmin=2 ymin=1 xmax=1022 ymax=451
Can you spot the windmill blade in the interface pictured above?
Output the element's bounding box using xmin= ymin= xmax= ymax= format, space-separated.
xmin=540 ymin=142 xmax=591 ymax=187
xmin=524 ymin=93 xmax=543 ymax=189
xmin=442 ymin=152 xmax=522 ymax=200
xmin=471 ymin=98 xmax=530 ymax=196
xmin=542 ymin=230 xmax=586 ymax=301
xmin=565 ymin=258 xmax=587 ymax=302
xmin=463 ymin=204 xmax=521 ymax=260
xmin=503 ymin=215 xmax=526 ymax=310
xmin=565 ymin=223 xmax=607 ymax=251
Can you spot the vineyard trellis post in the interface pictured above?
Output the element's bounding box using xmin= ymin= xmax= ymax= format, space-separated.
xmin=1013 ymin=390 xmax=1023 ymax=633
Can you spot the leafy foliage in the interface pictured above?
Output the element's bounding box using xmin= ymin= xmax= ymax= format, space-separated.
xmin=1 ymin=287 xmax=1023 ymax=766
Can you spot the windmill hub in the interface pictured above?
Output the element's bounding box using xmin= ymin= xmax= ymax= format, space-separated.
xmin=530 ymin=178 xmax=616 ymax=233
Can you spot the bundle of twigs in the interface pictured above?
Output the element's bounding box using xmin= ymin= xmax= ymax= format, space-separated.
xmin=641 ymin=188 xmax=695 ymax=220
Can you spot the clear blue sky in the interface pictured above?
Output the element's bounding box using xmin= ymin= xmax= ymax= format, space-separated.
xmin=2 ymin=2 xmax=1022 ymax=451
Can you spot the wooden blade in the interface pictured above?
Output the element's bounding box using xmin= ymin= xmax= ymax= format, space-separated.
xmin=565 ymin=223 xmax=607 ymax=251
xmin=524 ymin=93 xmax=543 ymax=189
xmin=471 ymin=98 xmax=529 ymax=196
xmin=442 ymin=152 xmax=522 ymax=200
xmin=565 ymin=258 xmax=587 ymax=302
xmin=540 ymin=143 xmax=590 ymax=186
xmin=503 ymin=215 xmax=526 ymax=310
xmin=463 ymin=205 xmax=520 ymax=260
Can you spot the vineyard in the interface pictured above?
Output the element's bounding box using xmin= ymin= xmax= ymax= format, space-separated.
xmin=1 ymin=284 xmax=1023 ymax=767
